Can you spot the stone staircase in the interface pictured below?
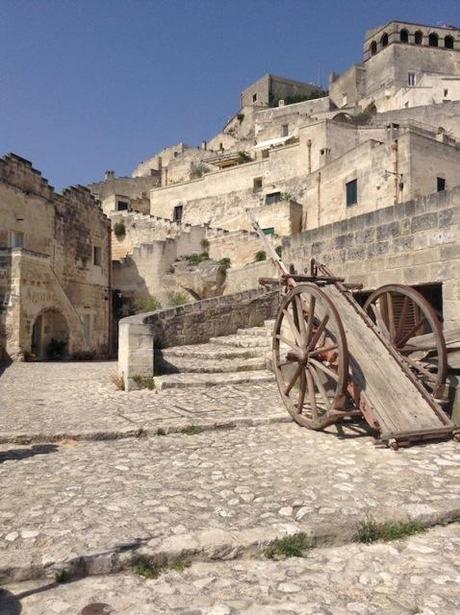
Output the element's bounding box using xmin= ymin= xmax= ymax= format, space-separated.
xmin=154 ymin=320 xmax=275 ymax=390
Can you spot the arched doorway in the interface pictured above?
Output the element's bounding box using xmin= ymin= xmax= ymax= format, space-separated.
xmin=31 ymin=309 xmax=69 ymax=360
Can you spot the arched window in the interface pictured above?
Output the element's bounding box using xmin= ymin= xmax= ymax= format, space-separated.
xmin=400 ymin=29 xmax=409 ymax=43
xmin=381 ymin=33 xmax=389 ymax=47
xmin=444 ymin=35 xmax=454 ymax=49
xmin=429 ymin=33 xmax=439 ymax=47
xmin=370 ymin=41 xmax=377 ymax=56
xmin=414 ymin=30 xmax=423 ymax=45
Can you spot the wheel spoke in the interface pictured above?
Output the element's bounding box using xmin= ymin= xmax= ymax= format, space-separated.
xmin=396 ymin=295 xmax=410 ymax=341
xmin=308 ymin=365 xmax=331 ymax=411
xmin=308 ymin=313 xmax=330 ymax=351
xmin=305 ymin=295 xmax=316 ymax=346
xmin=282 ymin=309 xmax=303 ymax=347
xmin=397 ymin=317 xmax=427 ymax=348
xmin=297 ymin=368 xmax=306 ymax=413
xmin=276 ymin=334 xmax=301 ymax=354
xmin=294 ymin=295 xmax=308 ymax=346
xmin=404 ymin=356 xmax=438 ymax=383
xmin=309 ymin=344 xmax=338 ymax=358
xmin=284 ymin=363 xmax=302 ymax=395
xmin=386 ymin=293 xmax=396 ymax=341
xmin=309 ymin=357 xmax=339 ymax=381
xmin=305 ymin=368 xmax=318 ymax=421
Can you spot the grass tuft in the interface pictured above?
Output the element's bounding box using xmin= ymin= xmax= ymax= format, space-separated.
xmin=111 ymin=372 xmax=125 ymax=391
xmin=264 ymin=532 xmax=313 ymax=559
xmin=180 ymin=425 xmax=203 ymax=435
xmin=55 ymin=569 xmax=70 ymax=583
xmin=133 ymin=559 xmax=191 ymax=579
xmin=355 ymin=518 xmax=426 ymax=544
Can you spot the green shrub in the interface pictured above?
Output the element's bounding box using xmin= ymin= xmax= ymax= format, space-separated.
xmin=190 ymin=162 xmax=209 ymax=179
xmin=265 ymin=533 xmax=313 ymax=559
xmin=218 ymin=257 xmax=231 ymax=270
xmin=133 ymin=558 xmax=191 ymax=579
xmin=200 ymin=238 xmax=210 ymax=251
xmin=255 ymin=250 xmax=267 ymax=262
xmin=132 ymin=375 xmax=156 ymax=390
xmin=168 ymin=291 xmax=189 ymax=306
xmin=133 ymin=295 xmax=162 ymax=314
xmin=113 ymin=221 xmax=126 ymax=239
xmin=185 ymin=253 xmax=209 ymax=266
xmin=237 ymin=151 xmax=252 ymax=164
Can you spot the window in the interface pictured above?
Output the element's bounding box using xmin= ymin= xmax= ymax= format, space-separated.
xmin=265 ymin=192 xmax=282 ymax=205
xmin=346 ymin=179 xmax=358 ymax=207
xmin=262 ymin=227 xmax=274 ymax=236
xmin=252 ymin=93 xmax=257 ymax=103
xmin=408 ymin=72 xmax=416 ymax=87
xmin=174 ymin=151 xmax=178 ymax=158
xmin=173 ymin=204 xmax=183 ymax=222
xmin=93 ymin=246 xmax=102 ymax=266
xmin=381 ymin=33 xmax=389 ymax=47
xmin=437 ymin=177 xmax=446 ymax=192
xmin=444 ymin=89 xmax=449 ymax=97
xmin=400 ymin=29 xmax=409 ymax=43
xmin=281 ymin=124 xmax=289 ymax=137
xmin=444 ymin=35 xmax=454 ymax=49
xmin=370 ymin=41 xmax=377 ymax=56
xmin=429 ymin=33 xmax=438 ymax=47
xmin=414 ymin=31 xmax=423 ymax=45
xmin=117 ymin=200 xmax=128 ymax=211
xmin=253 ymin=177 xmax=263 ymax=192
xmin=10 ymin=231 xmax=24 ymax=248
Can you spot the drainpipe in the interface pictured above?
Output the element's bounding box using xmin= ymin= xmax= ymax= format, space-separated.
xmin=307 ymin=139 xmax=312 ymax=174
xmin=392 ymin=140 xmax=399 ymax=205
xmin=316 ymin=171 xmax=322 ymax=227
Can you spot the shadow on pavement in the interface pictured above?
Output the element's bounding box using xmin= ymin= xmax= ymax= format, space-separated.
xmin=0 ymin=444 xmax=59 ymax=465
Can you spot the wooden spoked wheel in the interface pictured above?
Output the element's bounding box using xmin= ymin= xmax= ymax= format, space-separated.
xmin=273 ymin=284 xmax=349 ymax=430
xmin=364 ymin=284 xmax=447 ymax=400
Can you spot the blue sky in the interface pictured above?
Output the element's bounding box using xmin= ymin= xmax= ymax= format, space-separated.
xmin=1 ymin=0 xmax=459 ymax=189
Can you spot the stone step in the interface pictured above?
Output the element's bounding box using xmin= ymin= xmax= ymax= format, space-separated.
xmin=236 ymin=327 xmax=272 ymax=337
xmin=158 ymin=344 xmax=267 ymax=360
xmin=209 ymin=335 xmax=272 ymax=348
xmin=154 ymin=370 xmax=274 ymax=390
xmin=156 ymin=355 xmax=268 ymax=374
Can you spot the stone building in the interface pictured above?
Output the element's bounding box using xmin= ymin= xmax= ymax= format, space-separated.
xmin=87 ymin=20 xmax=459 ymax=343
xmin=0 ymin=154 xmax=111 ymax=361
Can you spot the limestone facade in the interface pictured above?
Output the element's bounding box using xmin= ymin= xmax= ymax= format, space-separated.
xmin=0 ymin=154 xmax=111 ymax=361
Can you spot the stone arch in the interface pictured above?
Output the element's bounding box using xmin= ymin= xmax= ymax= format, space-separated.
xmin=369 ymin=40 xmax=377 ymax=56
xmin=429 ymin=32 xmax=439 ymax=47
xmin=444 ymin=35 xmax=454 ymax=49
xmin=414 ymin=30 xmax=423 ymax=45
xmin=332 ymin=112 xmax=353 ymax=123
xmin=31 ymin=308 xmax=69 ymax=360
xmin=400 ymin=29 xmax=409 ymax=43
xmin=381 ymin=33 xmax=389 ymax=47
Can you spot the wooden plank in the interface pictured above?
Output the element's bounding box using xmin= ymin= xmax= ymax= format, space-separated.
xmin=323 ymin=286 xmax=452 ymax=438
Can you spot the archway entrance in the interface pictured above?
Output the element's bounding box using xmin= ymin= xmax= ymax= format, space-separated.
xmin=31 ymin=309 xmax=69 ymax=360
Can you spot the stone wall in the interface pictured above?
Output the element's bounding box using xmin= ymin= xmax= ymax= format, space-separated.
xmin=283 ymin=188 xmax=460 ymax=328
xmin=0 ymin=154 xmax=111 ymax=360
xmin=118 ymin=288 xmax=279 ymax=389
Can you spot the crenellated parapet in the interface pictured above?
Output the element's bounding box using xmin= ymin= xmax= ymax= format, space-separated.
xmin=0 ymin=153 xmax=55 ymax=200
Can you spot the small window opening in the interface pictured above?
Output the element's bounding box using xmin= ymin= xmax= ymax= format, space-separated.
xmin=346 ymin=179 xmax=358 ymax=207
xmin=444 ymin=89 xmax=449 ymax=97
xmin=265 ymin=192 xmax=282 ymax=205
xmin=173 ymin=204 xmax=183 ymax=222
xmin=437 ymin=177 xmax=446 ymax=192
xmin=381 ymin=33 xmax=389 ymax=47
xmin=262 ymin=227 xmax=274 ymax=236
xmin=444 ymin=35 xmax=454 ymax=49
xmin=400 ymin=29 xmax=409 ymax=43
xmin=93 ymin=246 xmax=102 ymax=266
xmin=281 ymin=124 xmax=289 ymax=137
xmin=408 ymin=72 xmax=416 ymax=87
xmin=252 ymin=93 xmax=257 ymax=103
xmin=261 ymin=149 xmax=270 ymax=159
xmin=173 ymin=151 xmax=178 ymax=158
xmin=370 ymin=41 xmax=377 ymax=56
xmin=10 ymin=231 xmax=24 ymax=249
xmin=414 ymin=31 xmax=423 ymax=45
xmin=253 ymin=177 xmax=263 ymax=192
xmin=429 ymin=33 xmax=438 ymax=47
xmin=117 ymin=200 xmax=128 ymax=211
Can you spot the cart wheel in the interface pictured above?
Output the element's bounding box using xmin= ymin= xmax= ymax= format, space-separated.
xmin=364 ymin=284 xmax=447 ymax=399
xmin=273 ymin=283 xmax=349 ymax=429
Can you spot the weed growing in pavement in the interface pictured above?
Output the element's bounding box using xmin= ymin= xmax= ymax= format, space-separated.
xmin=55 ymin=569 xmax=70 ymax=583
xmin=133 ymin=559 xmax=191 ymax=579
xmin=111 ymin=372 xmax=125 ymax=391
xmin=132 ymin=375 xmax=156 ymax=390
xmin=355 ymin=518 xmax=426 ymax=544
xmin=180 ymin=425 xmax=204 ymax=435
xmin=264 ymin=532 xmax=313 ymax=559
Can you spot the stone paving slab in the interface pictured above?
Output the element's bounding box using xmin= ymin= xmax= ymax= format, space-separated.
xmin=0 ymin=362 xmax=287 ymax=442
xmin=2 ymin=524 xmax=460 ymax=614
xmin=0 ymin=422 xmax=459 ymax=583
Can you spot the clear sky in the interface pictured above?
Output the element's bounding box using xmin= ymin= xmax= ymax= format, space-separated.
xmin=1 ymin=0 xmax=459 ymax=189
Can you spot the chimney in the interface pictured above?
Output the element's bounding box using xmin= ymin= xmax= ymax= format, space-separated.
xmin=105 ymin=170 xmax=115 ymax=180
xmin=201 ymin=141 xmax=207 ymax=150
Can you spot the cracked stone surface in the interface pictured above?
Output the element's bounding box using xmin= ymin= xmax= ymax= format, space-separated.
xmin=0 ymin=420 xmax=459 ymax=582
xmin=2 ymin=524 xmax=460 ymax=614
xmin=0 ymin=362 xmax=286 ymax=441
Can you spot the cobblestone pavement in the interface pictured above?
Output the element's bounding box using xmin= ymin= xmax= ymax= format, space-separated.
xmin=0 ymin=362 xmax=287 ymax=442
xmin=2 ymin=524 xmax=460 ymax=614
xmin=0 ymin=421 xmax=459 ymax=583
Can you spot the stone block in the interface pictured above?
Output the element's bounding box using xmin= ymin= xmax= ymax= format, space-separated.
xmin=334 ymin=233 xmax=354 ymax=249
xmin=403 ymin=264 xmax=430 ymax=285
xmin=428 ymin=229 xmax=456 ymax=247
xmin=440 ymin=245 xmax=460 ymax=260
xmin=392 ymin=235 xmax=414 ymax=253
xmin=386 ymin=254 xmax=412 ymax=269
xmin=439 ymin=208 xmax=456 ymax=228
xmin=367 ymin=241 xmax=389 ymax=258
xmin=412 ymin=247 xmax=439 ymax=265
xmin=411 ymin=213 xmax=438 ymax=234
xmin=347 ymin=246 xmax=366 ymax=261
xmin=376 ymin=221 xmax=400 ymax=241
xmin=355 ymin=228 xmax=375 ymax=245
xmin=400 ymin=218 xmax=411 ymax=235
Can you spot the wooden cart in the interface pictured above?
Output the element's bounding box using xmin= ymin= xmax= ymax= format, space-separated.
xmin=251 ymin=218 xmax=458 ymax=448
